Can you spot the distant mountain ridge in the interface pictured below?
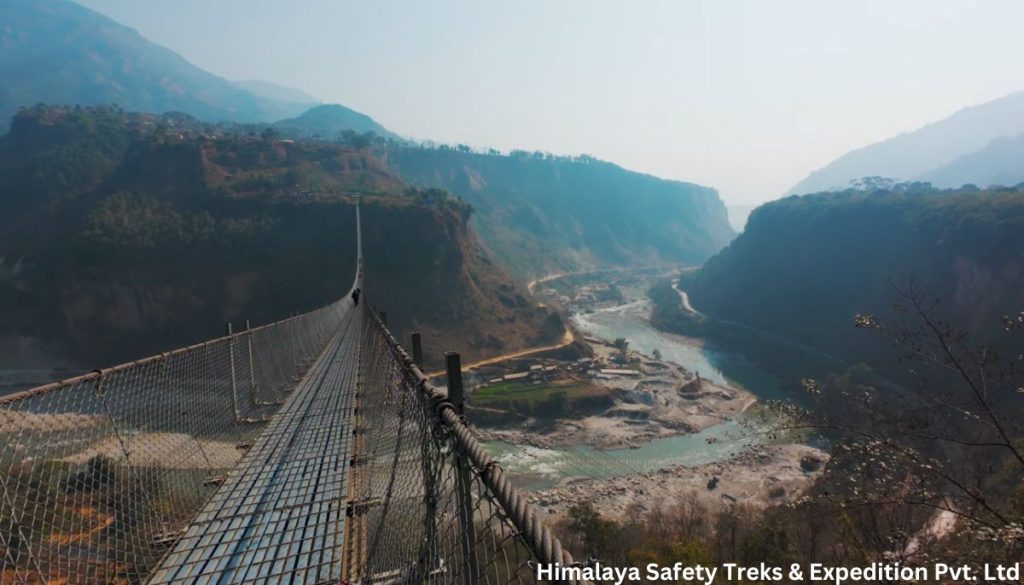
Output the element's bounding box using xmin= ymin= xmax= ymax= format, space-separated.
xmin=789 ymin=91 xmax=1024 ymax=194
xmin=919 ymin=133 xmax=1024 ymax=188
xmin=233 ymin=80 xmax=320 ymax=106
xmin=0 ymin=0 xmax=386 ymax=136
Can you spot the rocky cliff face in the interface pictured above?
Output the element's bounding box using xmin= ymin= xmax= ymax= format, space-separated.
xmin=386 ymin=147 xmax=735 ymax=277
xmin=686 ymin=186 xmax=1024 ymax=364
xmin=0 ymin=106 xmax=559 ymax=370
xmin=361 ymin=199 xmax=565 ymax=366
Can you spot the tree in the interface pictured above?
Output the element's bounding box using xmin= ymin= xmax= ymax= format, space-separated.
xmin=613 ymin=337 xmax=629 ymax=352
xmin=773 ymin=280 xmax=1024 ymax=561
xmin=340 ymin=130 xmax=375 ymax=150
xmin=850 ymin=176 xmax=895 ymax=191
xmin=566 ymin=502 xmax=617 ymax=559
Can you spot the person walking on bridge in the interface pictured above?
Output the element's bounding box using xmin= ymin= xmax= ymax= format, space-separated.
xmin=351 ymin=287 xmax=361 ymax=306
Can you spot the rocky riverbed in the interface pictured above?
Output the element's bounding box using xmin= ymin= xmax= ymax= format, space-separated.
xmin=474 ymin=344 xmax=757 ymax=450
xmin=479 ymin=270 xmax=827 ymax=519
xmin=528 ymin=443 xmax=829 ymax=522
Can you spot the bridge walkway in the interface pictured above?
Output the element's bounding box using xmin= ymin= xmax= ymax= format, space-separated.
xmin=148 ymin=303 xmax=362 ymax=584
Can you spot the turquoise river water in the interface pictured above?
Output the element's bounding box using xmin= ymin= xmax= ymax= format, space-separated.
xmin=483 ymin=293 xmax=788 ymax=490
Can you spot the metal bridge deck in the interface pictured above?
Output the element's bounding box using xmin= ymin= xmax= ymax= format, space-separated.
xmin=148 ymin=305 xmax=361 ymax=585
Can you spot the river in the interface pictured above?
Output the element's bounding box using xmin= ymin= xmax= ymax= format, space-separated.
xmin=483 ymin=278 xmax=790 ymax=490
xmin=573 ymin=298 xmax=785 ymax=399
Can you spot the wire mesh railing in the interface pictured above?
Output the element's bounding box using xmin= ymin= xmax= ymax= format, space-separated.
xmin=0 ymin=294 xmax=583 ymax=583
xmin=0 ymin=297 xmax=350 ymax=584
xmin=350 ymin=311 xmax=584 ymax=585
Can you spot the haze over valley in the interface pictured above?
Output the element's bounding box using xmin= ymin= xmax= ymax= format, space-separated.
xmin=1 ymin=0 xmax=1022 ymax=580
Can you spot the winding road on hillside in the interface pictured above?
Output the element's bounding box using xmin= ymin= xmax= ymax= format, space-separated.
xmin=672 ymin=283 xmax=699 ymax=314
xmin=441 ymin=266 xmax=671 ymax=376
xmin=430 ymin=268 xmax=649 ymax=376
xmin=435 ymin=266 xmax=688 ymax=377
xmin=427 ymin=328 xmax=575 ymax=377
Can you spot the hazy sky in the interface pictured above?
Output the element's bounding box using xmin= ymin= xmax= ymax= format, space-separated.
xmin=77 ymin=0 xmax=1024 ymax=205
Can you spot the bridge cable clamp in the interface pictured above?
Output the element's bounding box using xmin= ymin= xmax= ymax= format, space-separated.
xmin=481 ymin=460 xmax=502 ymax=478
xmin=433 ymin=399 xmax=455 ymax=418
xmin=91 ymin=369 xmax=106 ymax=396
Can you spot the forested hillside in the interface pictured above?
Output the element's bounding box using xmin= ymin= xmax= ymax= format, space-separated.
xmin=648 ymin=185 xmax=1024 ymax=569
xmin=0 ymin=106 xmax=561 ymax=369
xmin=387 ymin=147 xmax=734 ymax=277
xmin=683 ymin=185 xmax=1024 ymax=365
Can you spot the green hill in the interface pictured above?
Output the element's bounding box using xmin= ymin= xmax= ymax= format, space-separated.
xmin=0 ymin=105 xmax=560 ymax=369
xmin=274 ymin=104 xmax=401 ymax=142
xmin=683 ymin=185 xmax=1024 ymax=364
xmin=388 ymin=147 xmax=735 ymax=277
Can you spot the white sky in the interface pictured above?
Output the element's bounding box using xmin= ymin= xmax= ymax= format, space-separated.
xmin=77 ymin=0 xmax=1024 ymax=204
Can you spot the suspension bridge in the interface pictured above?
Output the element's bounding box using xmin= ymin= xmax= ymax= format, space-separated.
xmin=0 ymin=204 xmax=582 ymax=585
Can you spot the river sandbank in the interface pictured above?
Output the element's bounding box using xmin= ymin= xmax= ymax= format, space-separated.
xmin=474 ymin=368 xmax=756 ymax=450
xmin=529 ymin=443 xmax=829 ymax=522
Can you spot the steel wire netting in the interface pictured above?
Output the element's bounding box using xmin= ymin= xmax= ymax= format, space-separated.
xmin=1 ymin=297 xmax=581 ymax=584
xmin=350 ymin=315 xmax=584 ymax=585
xmin=0 ymin=299 xmax=349 ymax=584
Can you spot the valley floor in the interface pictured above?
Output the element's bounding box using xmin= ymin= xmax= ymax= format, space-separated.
xmin=530 ymin=443 xmax=828 ymax=523
xmin=475 ymin=342 xmax=756 ymax=450
xmin=471 ymin=268 xmax=825 ymax=518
